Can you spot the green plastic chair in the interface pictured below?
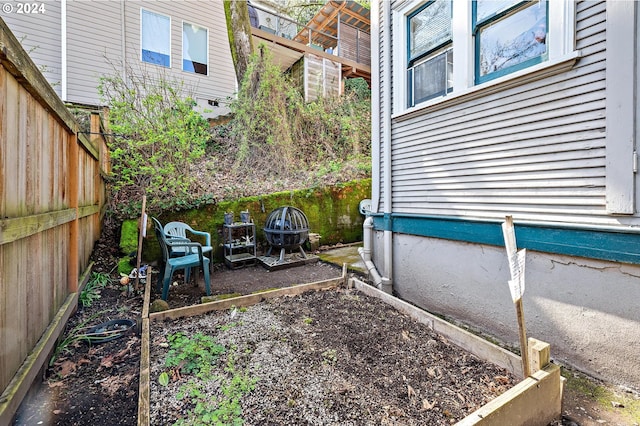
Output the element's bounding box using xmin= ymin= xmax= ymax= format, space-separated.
xmin=164 ymin=221 xmax=213 ymax=279
xmin=164 ymin=221 xmax=213 ymax=256
xmin=152 ymin=217 xmax=211 ymax=301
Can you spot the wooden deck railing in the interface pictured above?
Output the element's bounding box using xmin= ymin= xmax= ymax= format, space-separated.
xmin=0 ymin=18 xmax=108 ymax=424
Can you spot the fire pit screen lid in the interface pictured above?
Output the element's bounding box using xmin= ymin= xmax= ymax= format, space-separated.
xmin=263 ymin=206 xmax=309 ymax=249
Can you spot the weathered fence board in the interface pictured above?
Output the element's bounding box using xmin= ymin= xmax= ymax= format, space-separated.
xmin=0 ymin=18 xmax=108 ymax=424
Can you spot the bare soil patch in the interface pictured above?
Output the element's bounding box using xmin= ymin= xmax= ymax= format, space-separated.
xmin=149 ymin=288 xmax=517 ymax=425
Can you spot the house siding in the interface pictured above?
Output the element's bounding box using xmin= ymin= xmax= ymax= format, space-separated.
xmin=2 ymin=2 xmax=63 ymax=97
xmin=66 ymin=1 xmax=122 ymax=105
xmin=375 ymin=0 xmax=388 ymax=213
xmin=388 ymin=1 xmax=619 ymax=226
xmin=4 ymin=0 xmax=236 ymax=116
xmin=371 ymin=0 xmax=640 ymax=390
xmin=122 ymin=1 xmax=236 ymax=116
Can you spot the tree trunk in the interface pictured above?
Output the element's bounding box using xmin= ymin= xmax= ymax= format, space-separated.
xmin=223 ymin=1 xmax=254 ymax=85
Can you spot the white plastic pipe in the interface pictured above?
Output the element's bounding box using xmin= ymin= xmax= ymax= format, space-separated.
xmin=359 ymin=216 xmax=383 ymax=287
xmin=358 ymin=0 xmax=392 ymax=294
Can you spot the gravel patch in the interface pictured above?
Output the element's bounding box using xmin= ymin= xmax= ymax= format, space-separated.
xmin=149 ymin=287 xmax=516 ymax=425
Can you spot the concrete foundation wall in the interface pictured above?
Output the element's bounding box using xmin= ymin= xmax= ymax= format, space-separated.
xmin=377 ymin=232 xmax=640 ymax=390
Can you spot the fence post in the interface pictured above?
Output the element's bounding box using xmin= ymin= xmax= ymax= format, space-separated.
xmin=68 ymin=132 xmax=79 ymax=293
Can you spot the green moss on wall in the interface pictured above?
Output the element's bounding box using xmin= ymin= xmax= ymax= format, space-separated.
xmin=118 ymin=257 xmax=133 ymax=276
xmin=120 ymin=220 xmax=139 ymax=255
xmin=140 ymin=179 xmax=371 ymax=264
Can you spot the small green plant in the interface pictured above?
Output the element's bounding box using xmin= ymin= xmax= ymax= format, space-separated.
xmin=49 ymin=311 xmax=106 ymax=367
xmin=303 ymin=317 xmax=313 ymax=325
xmin=321 ymin=349 xmax=337 ymax=366
xmin=171 ymin=344 xmax=258 ymax=426
xmin=158 ymin=372 xmax=169 ymax=387
xmin=165 ymin=332 xmax=225 ymax=377
xmin=79 ymin=272 xmax=111 ymax=308
xmin=209 ymin=353 xmax=257 ymax=425
xmin=218 ymin=322 xmax=240 ymax=332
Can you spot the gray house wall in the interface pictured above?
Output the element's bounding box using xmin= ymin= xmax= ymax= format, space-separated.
xmin=1 ymin=1 xmax=62 ymax=95
xmin=371 ymin=0 xmax=640 ymax=390
xmin=391 ymin=2 xmax=609 ymax=224
xmin=66 ymin=1 xmax=123 ymax=106
xmin=4 ymin=0 xmax=236 ymax=117
xmin=121 ymin=1 xmax=237 ymax=117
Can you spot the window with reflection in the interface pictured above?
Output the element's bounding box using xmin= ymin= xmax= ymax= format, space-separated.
xmin=407 ymin=0 xmax=452 ymax=106
xmin=474 ymin=0 xmax=548 ymax=83
xmin=183 ymin=22 xmax=208 ymax=75
xmin=141 ymin=9 xmax=171 ymax=67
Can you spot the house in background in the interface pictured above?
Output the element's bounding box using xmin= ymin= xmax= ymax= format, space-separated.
xmin=250 ymin=0 xmax=371 ymax=101
xmin=4 ymin=0 xmax=370 ymax=114
xmin=367 ymin=0 xmax=640 ymax=391
xmin=3 ymin=1 xmax=237 ymax=118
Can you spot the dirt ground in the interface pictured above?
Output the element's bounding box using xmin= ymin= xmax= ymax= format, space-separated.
xmin=149 ymin=287 xmax=517 ymax=425
xmin=12 ymin=221 xmax=637 ymax=426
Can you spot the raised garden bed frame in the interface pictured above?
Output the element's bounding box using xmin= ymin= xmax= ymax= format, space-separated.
xmin=137 ymin=266 xmax=562 ymax=425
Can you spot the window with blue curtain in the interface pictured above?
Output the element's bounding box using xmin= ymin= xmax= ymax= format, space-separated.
xmin=183 ymin=22 xmax=208 ymax=75
xmin=406 ymin=1 xmax=453 ymax=107
xmin=141 ymin=9 xmax=171 ymax=67
xmin=474 ymin=0 xmax=548 ymax=83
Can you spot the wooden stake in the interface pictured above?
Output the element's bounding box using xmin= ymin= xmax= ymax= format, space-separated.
xmin=502 ymin=215 xmax=530 ymax=379
xmin=134 ymin=195 xmax=147 ymax=293
xmin=515 ymin=299 xmax=530 ymax=378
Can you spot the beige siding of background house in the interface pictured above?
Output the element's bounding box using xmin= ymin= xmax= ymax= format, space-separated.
xmin=5 ymin=0 xmax=236 ymax=116
xmin=122 ymin=1 xmax=236 ymax=117
xmin=388 ymin=1 xmax=613 ymax=226
xmin=66 ymin=1 xmax=123 ymax=105
xmin=2 ymin=2 xmax=62 ymax=96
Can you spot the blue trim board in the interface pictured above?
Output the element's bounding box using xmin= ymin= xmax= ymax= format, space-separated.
xmin=371 ymin=214 xmax=640 ymax=265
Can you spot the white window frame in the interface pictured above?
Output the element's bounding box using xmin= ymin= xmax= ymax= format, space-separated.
xmin=391 ymin=0 xmax=578 ymax=117
xmin=182 ymin=20 xmax=210 ymax=76
xmin=141 ymin=8 xmax=172 ymax=68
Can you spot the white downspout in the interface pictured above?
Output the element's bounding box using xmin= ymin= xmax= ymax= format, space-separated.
xmin=380 ymin=0 xmax=393 ymax=294
xmin=359 ymin=0 xmax=393 ymax=293
xmin=358 ymin=217 xmax=383 ymax=286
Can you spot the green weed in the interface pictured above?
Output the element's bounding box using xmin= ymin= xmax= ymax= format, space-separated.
xmin=80 ymin=272 xmax=112 ymax=308
xmin=165 ymin=332 xmax=225 ymax=377
xmin=167 ymin=336 xmax=258 ymax=426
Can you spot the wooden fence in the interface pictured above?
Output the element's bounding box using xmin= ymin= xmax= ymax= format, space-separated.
xmin=0 ymin=19 xmax=109 ymax=423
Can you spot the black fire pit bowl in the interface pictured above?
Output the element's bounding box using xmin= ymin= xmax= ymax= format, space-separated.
xmin=263 ymin=206 xmax=310 ymax=263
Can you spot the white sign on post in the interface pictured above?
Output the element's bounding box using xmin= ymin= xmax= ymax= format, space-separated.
xmin=142 ymin=213 xmax=148 ymax=238
xmin=501 ymin=218 xmax=527 ymax=302
xmin=507 ymin=248 xmax=526 ymax=302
